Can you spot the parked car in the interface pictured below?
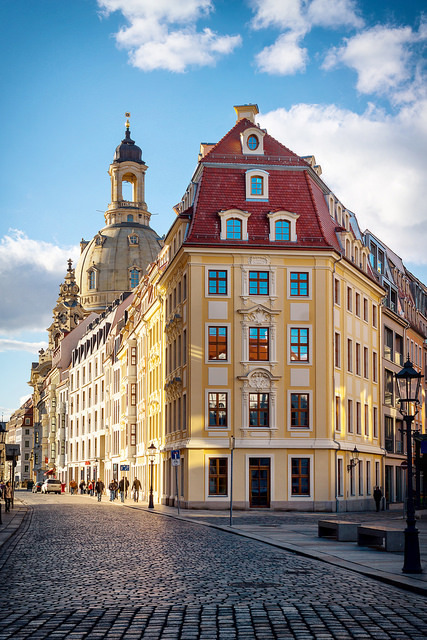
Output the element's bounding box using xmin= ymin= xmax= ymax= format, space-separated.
xmin=41 ymin=479 xmax=62 ymax=494
xmin=32 ymin=481 xmax=43 ymax=493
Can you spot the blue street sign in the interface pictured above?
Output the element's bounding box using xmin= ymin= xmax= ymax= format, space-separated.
xmin=120 ymin=465 xmax=130 ymax=471
xmin=171 ymin=450 xmax=180 ymax=466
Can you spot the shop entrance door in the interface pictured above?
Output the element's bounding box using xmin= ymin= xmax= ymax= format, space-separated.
xmin=249 ymin=457 xmax=270 ymax=507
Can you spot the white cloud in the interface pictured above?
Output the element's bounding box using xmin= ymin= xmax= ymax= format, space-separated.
xmin=0 ymin=230 xmax=79 ymax=333
xmin=323 ymin=24 xmax=426 ymax=99
xmin=251 ymin=0 xmax=363 ymax=75
xmin=255 ymin=31 xmax=308 ymax=75
xmin=0 ymin=338 xmax=47 ymax=354
xmin=97 ymin=0 xmax=241 ymax=72
xmin=259 ymin=100 xmax=427 ymax=265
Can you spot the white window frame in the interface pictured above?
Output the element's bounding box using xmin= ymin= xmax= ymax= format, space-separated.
xmin=205 ymin=266 xmax=231 ymax=298
xmin=205 ymin=454 xmax=231 ymax=501
xmin=245 ymin=169 xmax=269 ymax=201
xmin=205 ymin=389 xmax=230 ymax=431
xmin=287 ymin=324 xmax=312 ymax=366
xmin=288 ymin=454 xmax=314 ymax=500
xmin=218 ymin=208 xmax=250 ymax=241
xmin=205 ymin=323 xmax=231 ymax=365
xmin=240 ymin=369 xmax=278 ymax=431
xmin=287 ymin=389 xmax=313 ymax=432
xmin=240 ymin=126 xmax=265 ymax=155
xmin=268 ymin=210 xmax=299 ymax=242
xmin=287 ymin=268 xmax=312 ymax=300
xmin=241 ymin=264 xmax=277 ymax=299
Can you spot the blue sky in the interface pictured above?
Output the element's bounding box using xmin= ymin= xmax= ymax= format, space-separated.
xmin=0 ymin=0 xmax=426 ymax=418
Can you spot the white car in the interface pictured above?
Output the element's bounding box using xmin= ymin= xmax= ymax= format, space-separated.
xmin=41 ymin=479 xmax=62 ymax=494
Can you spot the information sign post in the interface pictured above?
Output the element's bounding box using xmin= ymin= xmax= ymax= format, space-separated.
xmin=171 ymin=450 xmax=180 ymax=514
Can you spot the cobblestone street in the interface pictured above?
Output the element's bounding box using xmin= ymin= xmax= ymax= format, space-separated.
xmin=0 ymin=494 xmax=426 ymax=639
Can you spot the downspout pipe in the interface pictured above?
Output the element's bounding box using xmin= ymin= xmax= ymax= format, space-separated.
xmin=332 ymin=253 xmax=344 ymax=513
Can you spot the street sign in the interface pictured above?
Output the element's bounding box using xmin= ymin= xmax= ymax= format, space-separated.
xmin=171 ymin=450 xmax=180 ymax=466
xmin=400 ymin=461 xmax=408 ymax=469
xmin=120 ymin=464 xmax=130 ymax=471
xmin=5 ymin=444 xmax=20 ymax=460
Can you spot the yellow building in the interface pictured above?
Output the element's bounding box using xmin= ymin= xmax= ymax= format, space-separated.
xmin=124 ymin=104 xmax=385 ymax=511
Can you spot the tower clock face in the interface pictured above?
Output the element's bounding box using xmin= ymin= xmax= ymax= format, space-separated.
xmin=58 ymin=312 xmax=67 ymax=324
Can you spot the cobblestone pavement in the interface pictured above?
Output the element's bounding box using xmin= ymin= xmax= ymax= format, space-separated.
xmin=0 ymin=494 xmax=426 ymax=639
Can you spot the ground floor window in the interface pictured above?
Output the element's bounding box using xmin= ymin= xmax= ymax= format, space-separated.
xmin=291 ymin=458 xmax=310 ymax=496
xmin=208 ymin=458 xmax=228 ymax=496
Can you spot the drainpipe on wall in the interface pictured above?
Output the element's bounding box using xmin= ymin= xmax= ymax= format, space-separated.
xmin=332 ymin=253 xmax=343 ymax=513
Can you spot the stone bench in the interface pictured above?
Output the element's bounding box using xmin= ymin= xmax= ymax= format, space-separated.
xmin=357 ymin=525 xmax=404 ymax=552
xmin=318 ymin=520 xmax=360 ymax=542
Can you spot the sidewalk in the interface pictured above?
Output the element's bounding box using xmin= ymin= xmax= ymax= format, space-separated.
xmin=0 ymin=499 xmax=28 ymax=549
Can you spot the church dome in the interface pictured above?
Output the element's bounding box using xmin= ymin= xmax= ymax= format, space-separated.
xmin=75 ymin=222 xmax=162 ymax=312
xmin=113 ymin=129 xmax=144 ymax=165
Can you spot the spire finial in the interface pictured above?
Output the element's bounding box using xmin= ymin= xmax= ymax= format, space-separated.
xmin=67 ymin=258 xmax=73 ymax=272
xmin=125 ymin=112 xmax=131 ymax=130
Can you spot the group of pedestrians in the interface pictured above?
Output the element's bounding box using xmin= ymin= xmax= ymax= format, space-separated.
xmin=0 ymin=481 xmax=12 ymax=512
xmin=68 ymin=477 xmax=142 ymax=503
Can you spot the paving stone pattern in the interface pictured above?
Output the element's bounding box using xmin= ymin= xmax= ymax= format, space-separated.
xmin=0 ymin=498 xmax=426 ymax=639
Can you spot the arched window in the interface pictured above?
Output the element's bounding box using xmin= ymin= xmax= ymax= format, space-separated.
xmin=129 ymin=235 xmax=139 ymax=245
xmin=275 ymin=220 xmax=290 ymax=241
xmin=89 ymin=271 xmax=96 ymax=290
xmin=127 ymin=214 xmax=134 ymax=222
xmin=130 ymin=268 xmax=140 ymax=288
xmin=226 ymin=219 xmax=242 ymax=239
xmin=251 ymin=176 xmax=263 ymax=196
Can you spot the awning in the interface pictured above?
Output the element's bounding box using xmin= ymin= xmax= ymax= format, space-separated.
xmin=44 ymin=468 xmax=56 ymax=475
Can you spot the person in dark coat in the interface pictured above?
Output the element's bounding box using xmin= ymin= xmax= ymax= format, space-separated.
xmin=119 ymin=477 xmax=129 ymax=503
xmin=373 ymin=486 xmax=383 ymax=512
xmin=95 ymin=478 xmax=104 ymax=502
xmin=109 ymin=479 xmax=118 ymax=501
xmin=132 ymin=477 xmax=141 ymax=502
xmin=4 ymin=481 xmax=12 ymax=512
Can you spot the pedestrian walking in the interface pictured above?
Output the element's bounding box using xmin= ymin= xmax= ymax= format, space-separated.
xmin=79 ymin=480 xmax=86 ymax=495
xmin=88 ymin=481 xmax=93 ymax=496
xmin=69 ymin=479 xmax=77 ymax=495
xmin=4 ymin=481 xmax=12 ymax=513
xmin=132 ymin=477 xmax=141 ymax=502
xmin=373 ymin=486 xmax=383 ymax=512
xmin=109 ymin=479 xmax=117 ymax=502
xmin=119 ymin=477 xmax=128 ymax=503
xmin=95 ymin=478 xmax=104 ymax=502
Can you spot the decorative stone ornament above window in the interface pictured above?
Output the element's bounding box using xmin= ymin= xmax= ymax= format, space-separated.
xmin=218 ymin=208 xmax=251 ymax=240
xmin=240 ymin=126 xmax=266 ymax=155
xmin=267 ymin=210 xmax=299 ymax=242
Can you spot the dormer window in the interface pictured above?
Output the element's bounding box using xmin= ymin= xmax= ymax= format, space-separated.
xmin=128 ymin=234 xmax=139 ymax=245
xmin=240 ymin=126 xmax=265 ymax=155
xmin=268 ymin=210 xmax=299 ymax=242
xmin=219 ymin=208 xmax=250 ymax=240
xmin=247 ymin=135 xmax=259 ymax=150
xmin=246 ymin=169 xmax=269 ymax=200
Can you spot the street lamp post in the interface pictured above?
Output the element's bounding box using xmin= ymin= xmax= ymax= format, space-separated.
xmin=147 ymin=443 xmax=157 ymax=509
xmin=0 ymin=423 xmax=7 ymax=525
xmin=395 ymin=357 xmax=423 ymax=574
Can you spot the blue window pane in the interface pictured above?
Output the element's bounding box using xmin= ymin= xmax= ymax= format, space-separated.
xmin=248 ymin=135 xmax=259 ymax=150
xmin=251 ymin=176 xmax=263 ymax=195
xmin=275 ymin=220 xmax=290 ymax=240
xmin=226 ymin=219 xmax=242 ymax=239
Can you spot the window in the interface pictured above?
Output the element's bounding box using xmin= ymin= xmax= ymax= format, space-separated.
xmin=290 ymin=394 xmax=309 ymax=428
xmin=290 ymin=328 xmax=309 ymax=361
xmin=334 ymin=279 xmax=340 ymax=305
xmin=359 ymin=462 xmax=364 ymax=495
xmin=384 ymin=327 xmax=393 ymax=360
xmin=249 ymin=393 xmax=269 ymax=427
xmin=291 ymin=458 xmax=310 ymax=496
xmin=363 ymin=298 xmax=368 ymax=322
xmin=209 ymin=458 xmax=228 ymax=496
xmin=355 ymin=343 xmax=361 ymax=376
xmin=250 ymin=175 xmax=263 ymax=195
xmin=395 ymin=335 xmax=403 ymax=366
xmin=89 ymin=271 xmax=96 ymax=290
xmin=208 ymin=270 xmax=227 ymax=295
xmin=373 ymin=407 xmax=378 ymax=439
xmin=226 ymin=218 xmax=242 ymax=239
xmin=208 ymin=327 xmax=227 ymax=360
xmin=275 ymin=220 xmax=290 ymax=240
xmin=363 ymin=347 xmax=369 ymax=378
xmin=347 ymin=339 xmax=353 ymax=372
xmin=356 ymin=402 xmax=361 ymax=435
xmin=130 ymin=268 xmax=140 ymax=288
xmin=366 ymin=461 xmax=371 ymax=495
xmin=385 ymin=370 xmax=394 ymax=405
xmin=347 ymin=399 xmax=353 ymax=433
xmin=290 ymin=272 xmax=308 ymax=297
xmin=335 ymin=333 xmax=341 ymax=368
xmin=249 ymin=271 xmax=269 ymax=295
xmin=247 ymin=134 xmax=259 ymax=150
xmin=385 ymin=416 xmax=394 ymax=452
xmin=347 ymin=287 xmax=352 ymax=312
xmin=364 ymin=404 xmax=369 ymax=436
xmin=130 ymin=423 xmax=136 ymax=446
xmin=372 ymin=304 xmax=378 ymax=328
xmin=335 ymin=396 xmax=341 ymax=431
xmin=208 ymin=393 xmax=228 ymax=428
xmin=355 ymin=293 xmax=360 ymax=317
xmin=128 ymin=234 xmax=139 ymax=245
xmin=249 ymin=327 xmax=269 ymax=361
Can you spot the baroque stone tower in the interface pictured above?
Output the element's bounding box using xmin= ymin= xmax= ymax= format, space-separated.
xmin=75 ymin=114 xmax=162 ymax=311
xmin=47 ymin=259 xmax=86 ymax=351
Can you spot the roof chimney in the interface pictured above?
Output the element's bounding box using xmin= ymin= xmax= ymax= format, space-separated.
xmin=234 ymin=104 xmax=259 ymax=124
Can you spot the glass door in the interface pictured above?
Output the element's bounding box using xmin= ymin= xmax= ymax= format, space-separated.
xmin=249 ymin=457 xmax=270 ymax=507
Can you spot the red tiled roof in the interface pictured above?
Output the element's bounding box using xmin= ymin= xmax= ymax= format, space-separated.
xmin=186 ymin=118 xmax=341 ymax=251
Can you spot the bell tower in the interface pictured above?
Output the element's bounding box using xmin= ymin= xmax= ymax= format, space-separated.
xmin=47 ymin=259 xmax=87 ymax=351
xmin=106 ymin=113 xmax=151 ymax=227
